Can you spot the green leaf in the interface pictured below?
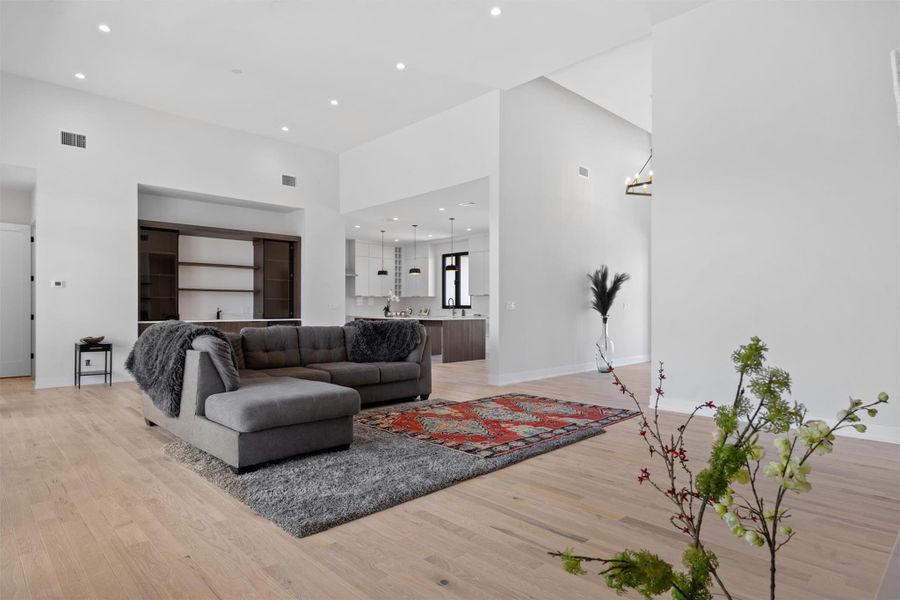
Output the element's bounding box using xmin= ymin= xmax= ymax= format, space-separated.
xmin=853 ymin=424 xmax=867 ymax=433
xmin=559 ymin=549 xmax=586 ymax=576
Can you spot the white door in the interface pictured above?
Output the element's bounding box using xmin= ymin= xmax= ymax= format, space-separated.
xmin=0 ymin=223 xmax=32 ymax=377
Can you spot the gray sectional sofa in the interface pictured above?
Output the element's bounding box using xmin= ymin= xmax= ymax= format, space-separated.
xmin=142 ymin=324 xmax=431 ymax=472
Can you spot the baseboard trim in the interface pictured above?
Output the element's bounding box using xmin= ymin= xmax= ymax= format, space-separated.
xmin=489 ymin=355 xmax=650 ymax=387
xmin=655 ymin=397 xmax=899 ymax=445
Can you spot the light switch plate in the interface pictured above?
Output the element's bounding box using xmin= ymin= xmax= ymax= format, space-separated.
xmin=50 ymin=280 xmax=65 ymax=288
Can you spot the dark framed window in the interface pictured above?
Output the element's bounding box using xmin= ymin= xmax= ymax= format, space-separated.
xmin=442 ymin=252 xmax=471 ymax=309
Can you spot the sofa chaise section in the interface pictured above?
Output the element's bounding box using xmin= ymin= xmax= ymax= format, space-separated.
xmin=142 ymin=349 xmax=360 ymax=472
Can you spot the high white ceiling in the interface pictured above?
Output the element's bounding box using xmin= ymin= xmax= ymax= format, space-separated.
xmin=345 ymin=177 xmax=488 ymax=244
xmin=548 ymin=35 xmax=652 ymax=132
xmin=0 ymin=1 xmax=701 ymax=153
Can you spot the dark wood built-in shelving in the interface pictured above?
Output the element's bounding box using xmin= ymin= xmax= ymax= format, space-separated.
xmin=178 ymin=288 xmax=255 ymax=293
xmin=179 ymin=261 xmax=257 ymax=270
xmin=138 ymin=220 xmax=301 ymax=323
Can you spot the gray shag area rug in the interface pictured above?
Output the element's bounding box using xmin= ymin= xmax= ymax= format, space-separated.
xmin=164 ymin=399 xmax=616 ymax=538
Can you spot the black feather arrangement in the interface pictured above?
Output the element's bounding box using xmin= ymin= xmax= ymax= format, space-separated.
xmin=588 ymin=265 xmax=631 ymax=318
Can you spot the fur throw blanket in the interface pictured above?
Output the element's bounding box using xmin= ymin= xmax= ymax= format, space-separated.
xmin=125 ymin=321 xmax=231 ymax=417
xmin=346 ymin=319 xmax=421 ymax=362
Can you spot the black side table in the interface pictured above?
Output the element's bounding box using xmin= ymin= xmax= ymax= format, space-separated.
xmin=74 ymin=342 xmax=113 ymax=388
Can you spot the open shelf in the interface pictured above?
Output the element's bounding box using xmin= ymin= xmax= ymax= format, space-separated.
xmin=179 ymin=261 xmax=256 ymax=270
xmin=179 ymin=288 xmax=254 ymax=293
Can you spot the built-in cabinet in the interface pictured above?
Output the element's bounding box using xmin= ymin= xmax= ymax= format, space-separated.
xmin=468 ymin=234 xmax=489 ymax=296
xmin=353 ymin=240 xmax=397 ymax=297
xmin=349 ymin=236 xmax=486 ymax=298
xmin=139 ymin=228 xmax=179 ymax=321
xmin=401 ymin=243 xmax=434 ymax=298
xmin=138 ymin=221 xmax=300 ymax=321
xmin=254 ymin=239 xmax=298 ymax=318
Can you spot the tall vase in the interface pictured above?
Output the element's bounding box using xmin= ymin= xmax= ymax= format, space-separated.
xmin=595 ymin=316 xmax=615 ymax=373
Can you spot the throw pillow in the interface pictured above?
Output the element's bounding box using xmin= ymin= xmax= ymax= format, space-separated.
xmin=192 ymin=335 xmax=240 ymax=391
xmin=224 ymin=331 xmax=246 ymax=370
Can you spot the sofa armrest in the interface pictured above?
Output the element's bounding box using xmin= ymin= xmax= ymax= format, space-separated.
xmin=183 ymin=349 xmax=227 ymax=417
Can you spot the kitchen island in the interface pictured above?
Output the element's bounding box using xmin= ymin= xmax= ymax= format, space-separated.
xmin=351 ymin=315 xmax=486 ymax=363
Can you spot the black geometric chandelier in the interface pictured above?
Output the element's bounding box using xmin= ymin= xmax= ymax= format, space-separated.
xmin=625 ymin=151 xmax=653 ymax=197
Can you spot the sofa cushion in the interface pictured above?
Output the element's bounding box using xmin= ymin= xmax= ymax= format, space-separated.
xmin=305 ymin=362 xmax=379 ymax=387
xmin=224 ymin=332 xmax=246 ymax=370
xmin=191 ymin=335 xmax=240 ymax=392
xmin=257 ymin=366 xmax=331 ymax=383
xmin=299 ymin=326 xmax=347 ymax=365
xmin=205 ymin=378 xmax=360 ymax=433
xmin=238 ymin=369 xmax=272 ymax=381
xmin=372 ymin=362 xmax=420 ymax=384
xmin=241 ymin=326 xmax=300 ymax=369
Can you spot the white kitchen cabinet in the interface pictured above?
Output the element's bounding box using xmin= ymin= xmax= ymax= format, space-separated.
xmin=469 ymin=250 xmax=489 ymax=296
xmin=353 ymin=241 xmax=371 ymax=296
xmin=401 ymin=244 xmax=434 ymax=297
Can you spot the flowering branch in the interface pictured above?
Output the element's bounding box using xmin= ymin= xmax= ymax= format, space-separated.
xmin=552 ymin=337 xmax=889 ymax=600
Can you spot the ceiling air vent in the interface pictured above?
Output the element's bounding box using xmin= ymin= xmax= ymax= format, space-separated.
xmin=578 ymin=166 xmax=590 ymax=178
xmin=60 ymin=131 xmax=86 ymax=149
xmin=282 ymin=174 xmax=297 ymax=187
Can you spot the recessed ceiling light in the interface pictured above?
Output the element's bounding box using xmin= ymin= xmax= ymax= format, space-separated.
xmin=280 ymin=126 xmax=289 ymax=132
xmin=354 ymin=224 xmax=361 ymax=228
xmin=330 ymin=99 xmax=339 ymax=106
xmin=467 ymin=228 xmax=472 ymax=232
xmin=98 ymin=24 xmax=111 ymax=33
xmin=438 ymin=207 xmax=445 ymax=211
xmin=394 ymin=239 xmax=399 ymax=242
xmin=396 ymin=62 xmax=406 ymax=71
xmin=74 ymin=72 xmax=86 ymax=80
xmin=490 ymin=7 xmax=502 ymax=17
xmin=391 ymin=217 xmax=399 ymax=221
xmin=427 ymin=234 xmax=433 ymax=238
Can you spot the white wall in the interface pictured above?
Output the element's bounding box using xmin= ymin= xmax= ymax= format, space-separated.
xmin=652 ymin=2 xmax=900 ymax=442
xmin=0 ymin=187 xmax=34 ymax=225
xmin=340 ymin=92 xmax=500 ymax=213
xmin=496 ymin=77 xmax=651 ymax=385
xmin=0 ymin=73 xmax=344 ymax=388
xmin=340 ymin=91 xmax=502 ymax=371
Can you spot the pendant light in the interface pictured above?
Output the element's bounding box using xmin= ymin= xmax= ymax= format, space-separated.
xmin=445 ymin=217 xmax=458 ymax=272
xmin=409 ymin=224 xmax=422 ymax=275
xmin=377 ymin=230 xmax=389 ymax=276
xmin=625 ymin=150 xmax=653 ymax=197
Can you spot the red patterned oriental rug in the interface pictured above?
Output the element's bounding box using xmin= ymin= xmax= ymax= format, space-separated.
xmin=356 ymin=393 xmax=639 ymax=459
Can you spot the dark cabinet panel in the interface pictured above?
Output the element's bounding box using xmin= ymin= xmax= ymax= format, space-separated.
xmin=254 ymin=239 xmax=299 ymax=319
xmin=139 ymin=227 xmax=179 ymax=321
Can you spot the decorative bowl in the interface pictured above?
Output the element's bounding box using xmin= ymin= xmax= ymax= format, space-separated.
xmin=80 ymin=336 xmax=105 ymax=345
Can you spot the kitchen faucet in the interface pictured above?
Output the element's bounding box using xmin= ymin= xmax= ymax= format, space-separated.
xmin=448 ymin=297 xmax=456 ymax=317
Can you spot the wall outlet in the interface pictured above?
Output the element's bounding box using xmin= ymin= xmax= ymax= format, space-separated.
xmin=50 ymin=280 xmax=65 ymax=288
xmin=85 ymin=359 xmax=92 ymax=367
xmin=506 ymin=301 xmax=517 ymax=310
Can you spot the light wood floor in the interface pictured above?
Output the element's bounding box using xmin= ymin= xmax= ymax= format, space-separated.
xmin=2 ymin=362 xmax=898 ymax=599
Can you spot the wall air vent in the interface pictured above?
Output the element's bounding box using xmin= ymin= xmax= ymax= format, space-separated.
xmin=578 ymin=166 xmax=590 ymax=178
xmin=60 ymin=131 xmax=87 ymax=149
xmin=282 ymin=174 xmax=297 ymax=187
